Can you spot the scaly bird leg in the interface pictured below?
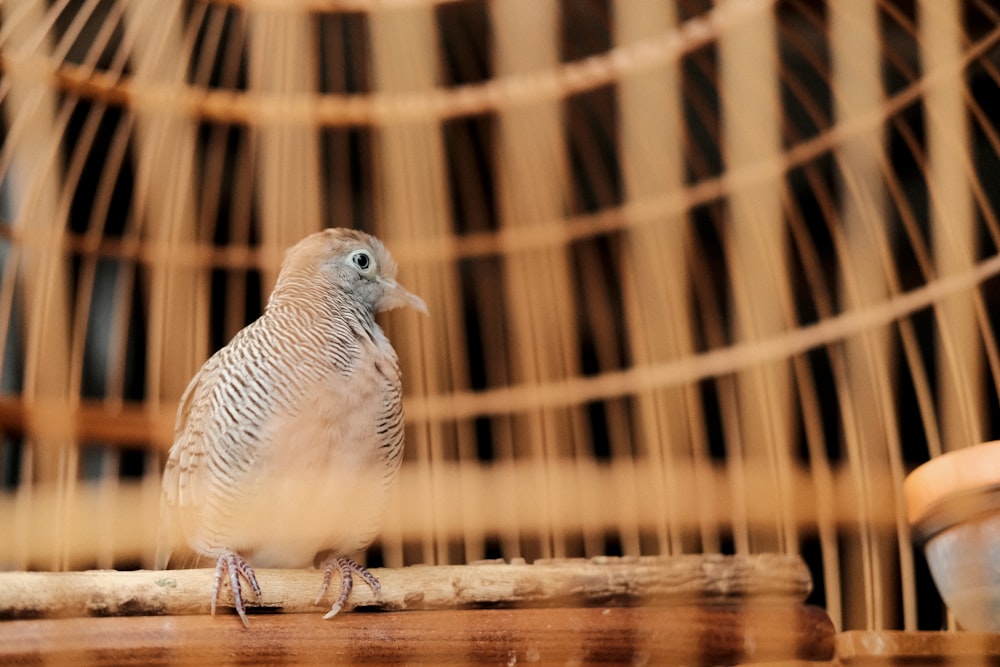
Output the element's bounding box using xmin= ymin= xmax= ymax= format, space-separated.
xmin=212 ymin=551 xmax=262 ymax=628
xmin=315 ymin=556 xmax=381 ymax=619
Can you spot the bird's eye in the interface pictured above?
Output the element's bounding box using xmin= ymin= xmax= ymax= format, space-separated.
xmin=349 ymin=249 xmax=376 ymax=275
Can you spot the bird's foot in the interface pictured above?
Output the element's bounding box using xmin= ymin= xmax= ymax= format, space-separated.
xmin=314 ymin=556 xmax=381 ymax=619
xmin=212 ymin=551 xmax=262 ymax=628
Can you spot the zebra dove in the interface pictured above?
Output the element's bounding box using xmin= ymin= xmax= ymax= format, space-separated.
xmin=155 ymin=228 xmax=426 ymax=626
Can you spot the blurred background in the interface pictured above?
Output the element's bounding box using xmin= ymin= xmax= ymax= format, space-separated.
xmin=1 ymin=0 xmax=999 ymax=635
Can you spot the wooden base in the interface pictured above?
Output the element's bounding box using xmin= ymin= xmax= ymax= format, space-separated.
xmin=837 ymin=631 xmax=1000 ymax=664
xmin=0 ymin=604 xmax=834 ymax=666
xmin=0 ymin=556 xmax=834 ymax=664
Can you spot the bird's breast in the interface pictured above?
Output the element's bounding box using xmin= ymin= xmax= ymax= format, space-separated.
xmin=227 ymin=357 xmax=399 ymax=566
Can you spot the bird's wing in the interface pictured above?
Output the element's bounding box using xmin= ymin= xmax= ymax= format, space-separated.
xmin=154 ymin=361 xmax=210 ymax=569
xmin=374 ymin=354 xmax=406 ymax=486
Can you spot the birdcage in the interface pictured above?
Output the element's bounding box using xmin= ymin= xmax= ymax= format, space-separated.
xmin=2 ymin=0 xmax=1000 ymax=664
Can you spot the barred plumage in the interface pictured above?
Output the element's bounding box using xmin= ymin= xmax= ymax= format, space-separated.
xmin=156 ymin=228 xmax=426 ymax=626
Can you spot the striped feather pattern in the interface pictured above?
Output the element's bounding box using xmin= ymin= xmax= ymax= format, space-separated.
xmin=156 ymin=229 xmax=422 ymax=570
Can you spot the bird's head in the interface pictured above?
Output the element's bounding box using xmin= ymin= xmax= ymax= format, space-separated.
xmin=278 ymin=228 xmax=427 ymax=315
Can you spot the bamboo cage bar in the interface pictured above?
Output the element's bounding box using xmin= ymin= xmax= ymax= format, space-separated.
xmin=0 ymin=458 xmax=907 ymax=571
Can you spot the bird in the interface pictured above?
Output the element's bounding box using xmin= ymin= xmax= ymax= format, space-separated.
xmin=155 ymin=228 xmax=427 ymax=627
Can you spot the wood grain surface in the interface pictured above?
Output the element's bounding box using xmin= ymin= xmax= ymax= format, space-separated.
xmin=0 ymin=554 xmax=812 ymax=620
xmin=0 ymin=603 xmax=835 ymax=666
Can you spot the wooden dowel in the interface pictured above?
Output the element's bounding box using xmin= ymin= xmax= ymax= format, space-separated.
xmin=0 ymin=554 xmax=811 ymax=620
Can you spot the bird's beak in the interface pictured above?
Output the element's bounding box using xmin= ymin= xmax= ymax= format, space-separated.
xmin=379 ymin=279 xmax=428 ymax=315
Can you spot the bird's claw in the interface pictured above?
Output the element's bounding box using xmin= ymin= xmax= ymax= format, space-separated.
xmin=315 ymin=556 xmax=381 ymax=619
xmin=212 ymin=551 xmax=262 ymax=628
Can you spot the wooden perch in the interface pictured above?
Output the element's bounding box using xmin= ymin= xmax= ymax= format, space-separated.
xmin=0 ymin=554 xmax=811 ymax=620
